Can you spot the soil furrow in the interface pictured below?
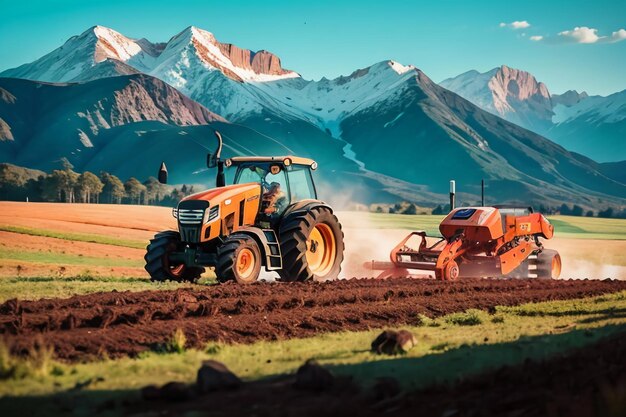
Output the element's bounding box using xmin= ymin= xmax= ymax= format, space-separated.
xmin=1 ymin=278 xmax=625 ymax=361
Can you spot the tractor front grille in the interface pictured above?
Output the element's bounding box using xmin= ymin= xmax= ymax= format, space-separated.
xmin=178 ymin=209 xmax=204 ymax=225
xmin=177 ymin=200 xmax=209 ymax=243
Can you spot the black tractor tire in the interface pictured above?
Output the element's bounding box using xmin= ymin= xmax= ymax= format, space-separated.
xmin=145 ymin=231 xmax=205 ymax=282
xmin=216 ymin=234 xmax=262 ymax=284
xmin=535 ymin=249 xmax=562 ymax=279
xmin=277 ymin=206 xmax=344 ymax=282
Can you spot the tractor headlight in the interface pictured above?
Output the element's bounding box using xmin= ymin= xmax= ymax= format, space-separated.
xmin=172 ymin=208 xmax=178 ymax=219
xmin=203 ymin=205 xmax=220 ymax=223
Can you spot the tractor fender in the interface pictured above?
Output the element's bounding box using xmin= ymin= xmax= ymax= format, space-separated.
xmin=231 ymin=227 xmax=282 ymax=271
xmin=280 ymin=199 xmax=333 ymax=221
xmin=538 ymin=214 xmax=554 ymax=239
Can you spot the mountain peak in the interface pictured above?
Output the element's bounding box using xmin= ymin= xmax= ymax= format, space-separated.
xmin=552 ymin=89 xmax=590 ymax=107
xmin=491 ymin=65 xmax=551 ymax=100
xmin=441 ymin=64 xmax=554 ymax=132
xmin=388 ymin=60 xmax=416 ymax=75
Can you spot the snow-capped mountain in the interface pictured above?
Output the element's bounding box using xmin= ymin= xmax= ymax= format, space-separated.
xmin=0 ymin=26 xmax=297 ymax=84
xmin=1 ymin=26 xmax=625 ymax=207
xmin=440 ymin=65 xmax=553 ymax=134
xmin=440 ymin=66 xmax=626 ymax=162
xmin=551 ymin=90 xmax=589 ymax=107
xmin=1 ymin=26 xmax=161 ymax=82
xmin=549 ymin=89 xmax=626 ymax=162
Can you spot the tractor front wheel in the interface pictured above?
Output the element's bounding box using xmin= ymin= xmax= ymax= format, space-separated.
xmin=216 ymin=234 xmax=262 ymax=284
xmin=278 ymin=206 xmax=344 ymax=282
xmin=145 ymin=231 xmax=204 ymax=282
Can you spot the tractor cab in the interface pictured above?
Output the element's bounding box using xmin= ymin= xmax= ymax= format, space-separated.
xmin=227 ymin=156 xmax=318 ymax=222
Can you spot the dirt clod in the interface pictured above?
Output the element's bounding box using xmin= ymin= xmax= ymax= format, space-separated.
xmin=371 ymin=329 xmax=417 ymax=355
xmin=196 ymin=360 xmax=241 ymax=393
xmin=294 ymin=359 xmax=334 ymax=391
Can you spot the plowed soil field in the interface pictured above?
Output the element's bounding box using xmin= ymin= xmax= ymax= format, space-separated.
xmin=2 ymin=278 xmax=625 ymax=362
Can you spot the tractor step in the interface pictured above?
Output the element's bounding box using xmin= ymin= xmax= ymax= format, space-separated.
xmin=263 ymin=229 xmax=283 ymax=270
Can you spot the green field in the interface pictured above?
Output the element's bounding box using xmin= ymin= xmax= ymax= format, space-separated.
xmin=338 ymin=212 xmax=626 ymax=240
xmin=0 ymin=276 xmax=193 ymax=302
xmin=0 ymin=249 xmax=143 ymax=268
xmin=0 ymin=225 xmax=146 ymax=249
xmin=548 ymin=216 xmax=626 ymax=240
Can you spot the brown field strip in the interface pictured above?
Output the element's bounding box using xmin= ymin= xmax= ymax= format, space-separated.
xmin=1 ymin=278 xmax=625 ymax=362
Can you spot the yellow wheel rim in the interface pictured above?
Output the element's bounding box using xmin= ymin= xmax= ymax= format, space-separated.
xmin=236 ymin=248 xmax=256 ymax=280
xmin=306 ymin=223 xmax=336 ymax=277
xmin=551 ymin=254 xmax=562 ymax=279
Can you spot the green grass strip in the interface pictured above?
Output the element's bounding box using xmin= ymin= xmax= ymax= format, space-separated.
xmin=0 ymin=225 xmax=147 ymax=249
xmin=0 ymin=276 xmax=217 ymax=302
xmin=0 ymin=249 xmax=144 ymax=268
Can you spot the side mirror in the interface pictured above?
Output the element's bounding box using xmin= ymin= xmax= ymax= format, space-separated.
xmin=158 ymin=161 xmax=168 ymax=184
xmin=207 ymin=153 xmax=217 ymax=169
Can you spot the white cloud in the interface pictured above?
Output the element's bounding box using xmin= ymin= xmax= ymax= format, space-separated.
xmin=558 ymin=26 xmax=602 ymax=43
xmin=500 ymin=20 xmax=531 ymax=29
xmin=511 ymin=21 xmax=531 ymax=29
xmin=609 ymin=29 xmax=626 ymax=43
xmin=530 ymin=26 xmax=626 ymax=45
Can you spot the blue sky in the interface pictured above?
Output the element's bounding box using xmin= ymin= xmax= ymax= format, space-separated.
xmin=0 ymin=0 xmax=624 ymax=95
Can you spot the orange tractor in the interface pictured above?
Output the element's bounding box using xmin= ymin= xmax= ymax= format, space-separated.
xmin=366 ymin=206 xmax=562 ymax=280
xmin=145 ymin=132 xmax=344 ymax=284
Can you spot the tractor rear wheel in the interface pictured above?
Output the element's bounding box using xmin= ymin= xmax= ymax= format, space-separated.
xmin=278 ymin=206 xmax=344 ymax=282
xmin=216 ymin=234 xmax=262 ymax=284
xmin=145 ymin=231 xmax=205 ymax=282
xmin=535 ymin=249 xmax=562 ymax=279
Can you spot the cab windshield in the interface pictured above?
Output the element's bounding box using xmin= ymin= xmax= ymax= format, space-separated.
xmin=233 ymin=163 xmax=317 ymax=215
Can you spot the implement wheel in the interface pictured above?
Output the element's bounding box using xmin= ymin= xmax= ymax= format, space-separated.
xmin=216 ymin=234 xmax=262 ymax=284
xmin=278 ymin=206 xmax=344 ymax=282
xmin=443 ymin=260 xmax=460 ymax=281
xmin=536 ymin=249 xmax=562 ymax=279
xmin=144 ymin=231 xmax=204 ymax=282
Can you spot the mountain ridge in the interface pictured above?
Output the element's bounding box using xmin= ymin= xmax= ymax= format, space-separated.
xmin=0 ymin=26 xmax=624 ymax=209
xmin=441 ymin=66 xmax=626 ymax=162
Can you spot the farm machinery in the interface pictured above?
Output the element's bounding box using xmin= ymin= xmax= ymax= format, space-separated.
xmin=145 ymin=131 xmax=344 ymax=284
xmin=366 ymin=206 xmax=562 ymax=280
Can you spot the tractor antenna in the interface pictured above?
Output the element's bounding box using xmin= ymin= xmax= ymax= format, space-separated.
xmin=481 ymin=179 xmax=485 ymax=206
xmin=449 ymin=180 xmax=456 ymax=212
xmin=214 ymin=131 xmax=225 ymax=188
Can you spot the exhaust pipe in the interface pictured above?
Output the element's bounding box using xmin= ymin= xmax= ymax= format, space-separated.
xmin=449 ymin=180 xmax=455 ymax=212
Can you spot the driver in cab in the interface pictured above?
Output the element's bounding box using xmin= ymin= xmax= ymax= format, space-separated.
xmin=262 ymin=181 xmax=287 ymax=215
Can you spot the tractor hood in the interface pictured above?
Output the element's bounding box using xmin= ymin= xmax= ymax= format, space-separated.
xmin=181 ymin=183 xmax=261 ymax=205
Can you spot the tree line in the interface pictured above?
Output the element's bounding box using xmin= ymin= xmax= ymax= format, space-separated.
xmin=0 ymin=162 xmax=197 ymax=206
